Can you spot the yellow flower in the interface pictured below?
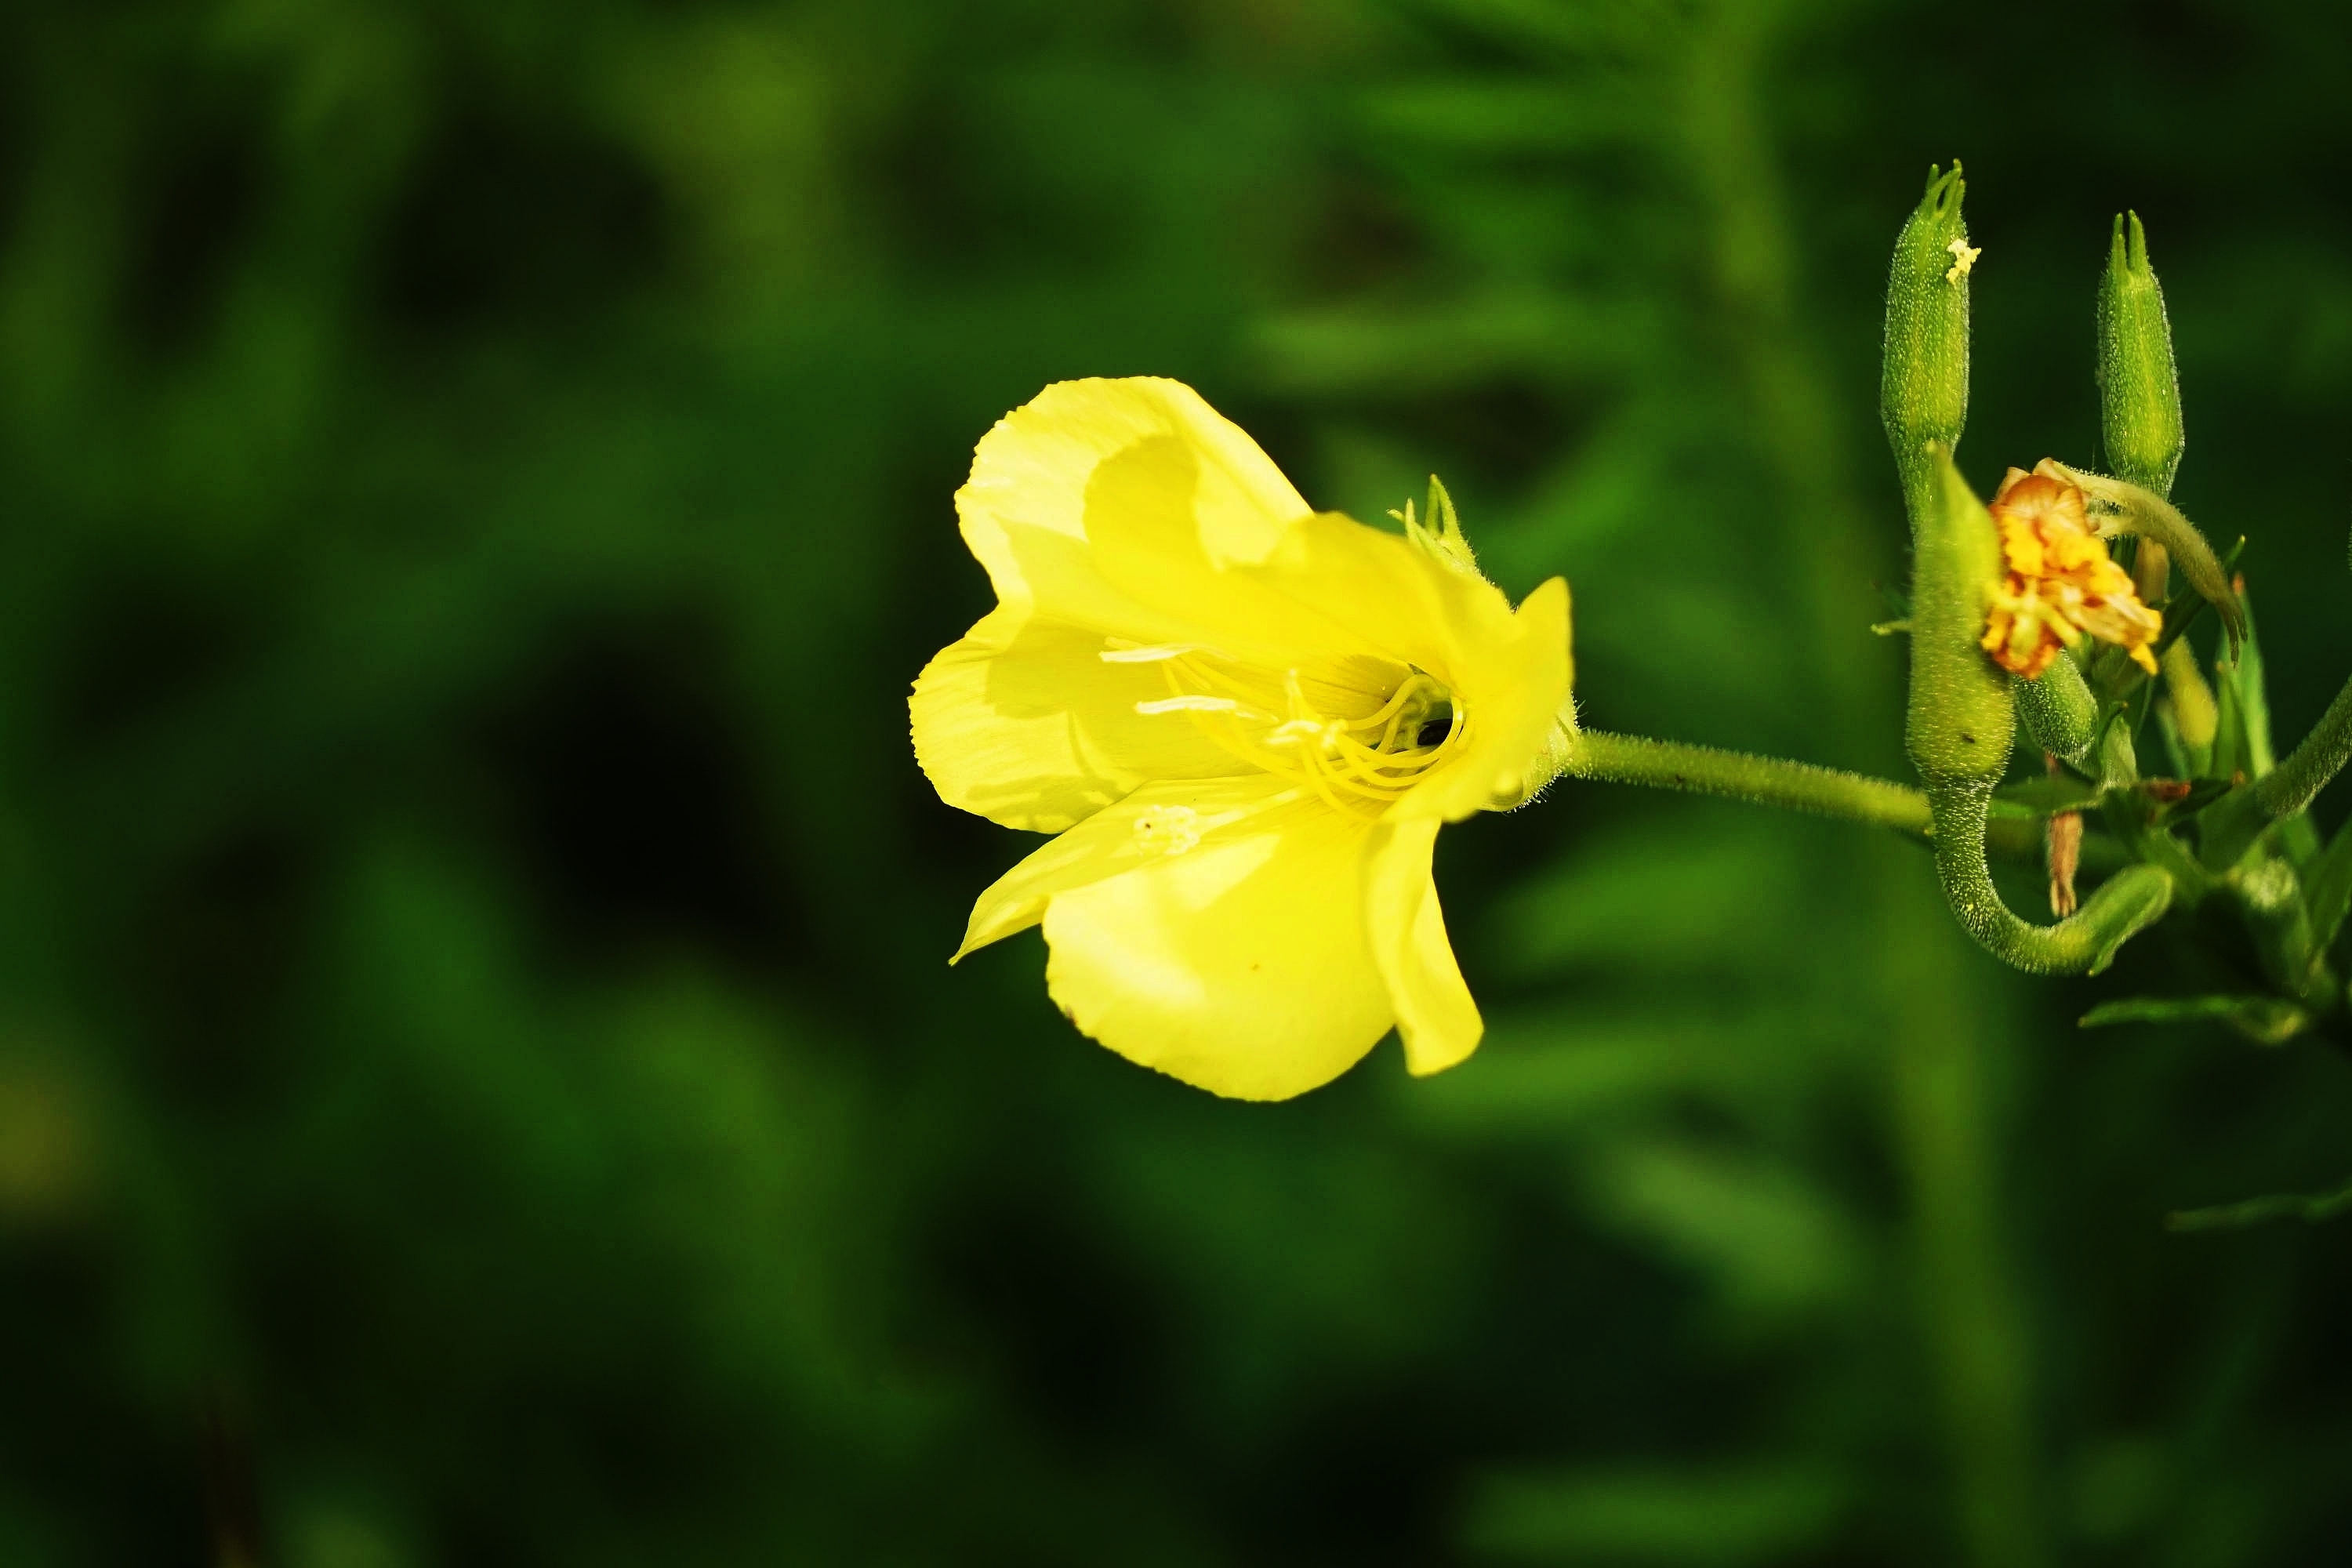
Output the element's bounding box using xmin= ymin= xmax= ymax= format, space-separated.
xmin=911 ymin=378 xmax=1574 ymax=1100
xmin=1981 ymin=459 xmax=2161 ymax=679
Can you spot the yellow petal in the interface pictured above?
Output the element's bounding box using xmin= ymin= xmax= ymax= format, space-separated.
xmin=1364 ymin=816 xmax=1482 ymax=1075
xmin=965 ymin=379 xmax=1451 ymax=673
xmin=1031 ymin=780 xmax=1394 ymax=1101
xmin=1393 ymin=575 xmax=1574 ymax=822
xmin=911 ymin=605 xmax=1243 ymax=833
xmin=1236 ymin=510 xmax=1522 ymax=681
xmin=1080 ymin=464 xmax=1406 ymax=672
xmin=956 ymin=378 xmax=1312 ymax=647
xmin=950 ymin=775 xmax=1279 ymax=961
xmin=1196 ymin=511 xmax=1574 ymax=820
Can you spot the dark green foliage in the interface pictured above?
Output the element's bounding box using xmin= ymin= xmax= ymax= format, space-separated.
xmin=5 ymin=2 xmax=2352 ymax=1566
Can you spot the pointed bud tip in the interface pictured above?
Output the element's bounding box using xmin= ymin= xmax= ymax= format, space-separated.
xmin=2096 ymin=207 xmax=2182 ymax=490
xmin=2107 ymin=211 xmax=2158 ymax=282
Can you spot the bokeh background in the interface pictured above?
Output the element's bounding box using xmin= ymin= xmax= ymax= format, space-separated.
xmin=6 ymin=1 xmax=2352 ymax=1563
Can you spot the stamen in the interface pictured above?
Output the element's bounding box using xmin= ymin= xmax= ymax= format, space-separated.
xmin=1135 ymin=695 xmax=1264 ymax=719
xmin=1344 ymin=677 xmax=1428 ymax=734
xmin=1125 ymin=647 xmax=1470 ymax=818
xmin=1377 ymin=691 xmax=1433 ymax=757
xmin=1100 ymin=643 xmax=1203 ymax=663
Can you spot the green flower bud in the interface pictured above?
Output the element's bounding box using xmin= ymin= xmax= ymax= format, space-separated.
xmin=2015 ymin=656 xmax=2099 ymax=767
xmin=2159 ymin=639 xmax=2217 ymax=777
xmin=1882 ymin=162 xmax=1973 ymax=506
xmin=2096 ymin=212 xmax=2184 ymax=495
xmin=2230 ymin=857 xmax=2333 ymax=1008
xmin=1906 ymin=450 xmax=2012 ymax=786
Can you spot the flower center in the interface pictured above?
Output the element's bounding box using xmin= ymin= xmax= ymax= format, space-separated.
xmin=1105 ymin=641 xmax=1469 ymax=818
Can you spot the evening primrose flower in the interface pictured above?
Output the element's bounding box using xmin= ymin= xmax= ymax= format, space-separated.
xmin=1981 ymin=459 xmax=2161 ymax=679
xmin=911 ymin=377 xmax=1573 ymax=1101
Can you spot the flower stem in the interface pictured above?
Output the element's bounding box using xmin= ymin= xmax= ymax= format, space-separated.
xmin=1563 ymin=729 xmax=1933 ymax=834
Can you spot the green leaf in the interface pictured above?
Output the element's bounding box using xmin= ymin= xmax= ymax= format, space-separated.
xmin=2211 ymin=577 xmax=2274 ymax=775
xmin=2166 ymin=1176 xmax=2352 ymax=1232
xmin=1465 ymin=1462 xmax=1846 ymax=1564
xmin=1582 ymin=1137 xmax=1861 ymax=1319
xmin=1993 ymin=774 xmax=2101 ymax=815
xmin=2078 ymin=994 xmax=2310 ymax=1044
xmin=2306 ymin=813 xmax=2352 ymax=953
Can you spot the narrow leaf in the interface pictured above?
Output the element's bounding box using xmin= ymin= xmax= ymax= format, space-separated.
xmin=2167 ymin=1176 xmax=2352 ymax=1232
xmin=2078 ymin=994 xmax=2309 ymax=1043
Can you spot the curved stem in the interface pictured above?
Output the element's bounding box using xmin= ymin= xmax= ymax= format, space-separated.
xmin=1563 ymin=729 xmax=1932 ymax=833
xmin=1928 ymin=780 xmax=2173 ymax=975
xmin=2199 ymin=665 xmax=2352 ymax=867
xmin=2256 ymin=666 xmax=2352 ymax=822
xmin=2051 ymin=463 xmax=2246 ymax=648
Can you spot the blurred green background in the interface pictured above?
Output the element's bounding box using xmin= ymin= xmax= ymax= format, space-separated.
xmin=6 ymin=0 xmax=2352 ymax=1563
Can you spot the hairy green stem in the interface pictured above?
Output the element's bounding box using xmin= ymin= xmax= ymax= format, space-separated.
xmin=1562 ymin=730 xmax=2055 ymax=859
xmin=2255 ymin=667 xmax=2352 ymax=822
xmin=2201 ymin=666 xmax=2352 ymax=866
xmin=2051 ymin=463 xmax=2245 ymax=647
xmin=1563 ymin=730 xmax=1931 ymax=833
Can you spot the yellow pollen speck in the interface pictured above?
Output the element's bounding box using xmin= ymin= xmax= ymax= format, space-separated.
xmin=1946 ymin=237 xmax=1981 ymax=283
xmin=1131 ymin=806 xmax=1202 ymax=857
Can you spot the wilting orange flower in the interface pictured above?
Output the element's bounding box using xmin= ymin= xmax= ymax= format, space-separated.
xmin=1980 ymin=459 xmax=2161 ymax=679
